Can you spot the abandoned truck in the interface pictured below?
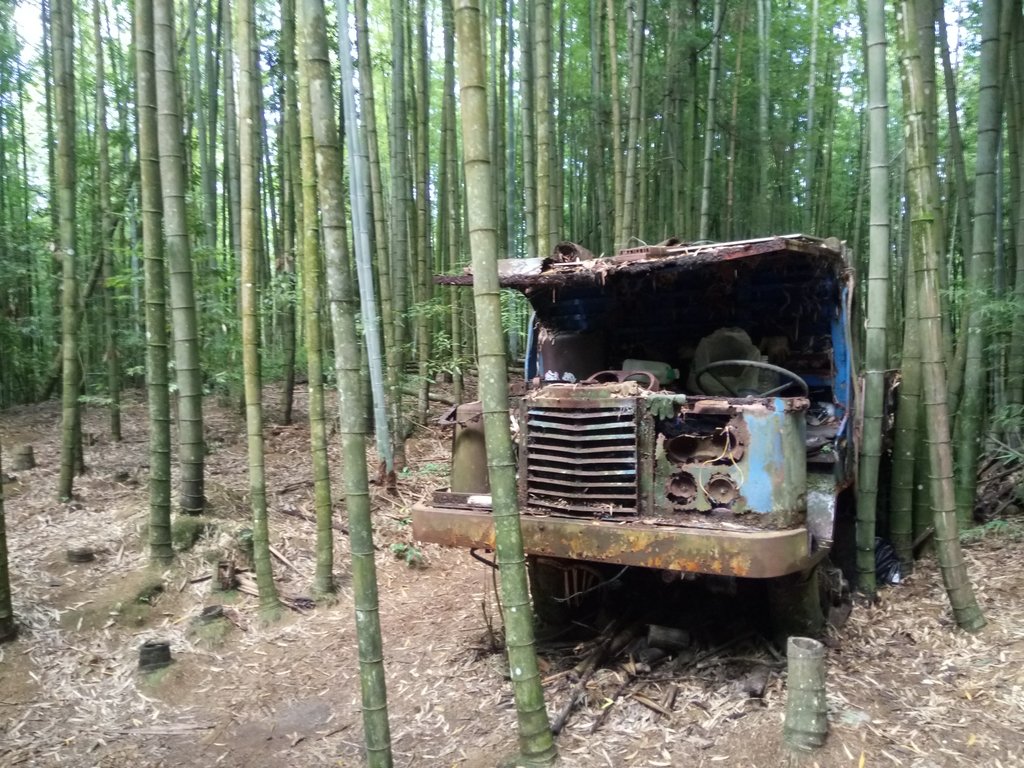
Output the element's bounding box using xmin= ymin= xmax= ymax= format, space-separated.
xmin=413 ymin=235 xmax=856 ymax=635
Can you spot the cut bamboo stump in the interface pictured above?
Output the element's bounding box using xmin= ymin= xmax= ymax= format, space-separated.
xmin=198 ymin=605 xmax=224 ymax=623
xmin=215 ymin=561 xmax=238 ymax=591
xmin=66 ymin=547 xmax=96 ymax=563
xmin=783 ymin=636 xmax=828 ymax=753
xmin=138 ymin=640 xmax=173 ymax=671
xmin=11 ymin=445 xmax=35 ymax=471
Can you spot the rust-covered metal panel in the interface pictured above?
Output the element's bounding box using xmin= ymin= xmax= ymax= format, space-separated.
xmin=435 ymin=235 xmax=844 ymax=289
xmin=412 ymin=502 xmax=811 ymax=578
xmin=650 ymin=395 xmax=808 ymax=527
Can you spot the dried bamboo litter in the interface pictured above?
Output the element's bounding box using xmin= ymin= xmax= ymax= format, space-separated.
xmin=783 ymin=637 xmax=828 ymax=751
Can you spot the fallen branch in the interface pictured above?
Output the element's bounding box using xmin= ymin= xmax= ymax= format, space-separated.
xmin=551 ymin=620 xmax=636 ymax=735
xmin=269 ymin=544 xmax=298 ymax=572
xmin=631 ymin=692 xmax=673 ymax=718
xmin=664 ymin=632 xmax=756 ymax=680
xmin=235 ymin=573 xmax=313 ymax=612
xmin=401 ymin=384 xmax=455 ymax=406
xmin=590 ymin=674 xmax=636 ymax=733
xmin=590 ymin=646 xmax=674 ymax=734
xmin=179 ymin=573 xmax=213 ymax=592
xmin=992 ymin=495 xmax=1019 ymax=517
xmin=912 ymin=526 xmax=935 ymax=554
xmin=277 ymin=505 xmax=349 ymax=536
xmin=116 ymin=723 xmax=214 ymax=736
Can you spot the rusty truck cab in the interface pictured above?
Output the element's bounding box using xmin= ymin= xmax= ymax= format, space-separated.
xmin=413 ymin=236 xmax=854 ymax=629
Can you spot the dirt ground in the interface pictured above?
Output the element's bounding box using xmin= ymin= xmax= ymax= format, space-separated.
xmin=1 ymin=387 xmax=1023 ymax=768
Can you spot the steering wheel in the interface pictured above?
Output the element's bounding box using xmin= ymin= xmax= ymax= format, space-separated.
xmin=694 ymin=359 xmax=809 ymax=398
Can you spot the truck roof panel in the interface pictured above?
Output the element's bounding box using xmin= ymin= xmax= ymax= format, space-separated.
xmin=436 ymin=235 xmax=846 ymax=289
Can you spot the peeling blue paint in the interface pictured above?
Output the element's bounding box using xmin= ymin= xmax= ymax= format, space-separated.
xmin=739 ymin=401 xmax=807 ymax=514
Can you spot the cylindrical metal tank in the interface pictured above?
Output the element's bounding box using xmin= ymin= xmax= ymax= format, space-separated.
xmin=450 ymin=401 xmax=490 ymax=493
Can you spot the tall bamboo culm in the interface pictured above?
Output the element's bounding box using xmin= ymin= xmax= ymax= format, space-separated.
xmin=898 ymin=0 xmax=985 ymax=633
xmin=854 ymin=0 xmax=891 ymax=599
xmin=0 ymin=433 xmax=16 ymax=641
xmin=293 ymin=0 xmax=335 ymax=599
xmin=454 ymin=0 xmax=557 ymax=763
xmin=134 ymin=0 xmax=173 ymax=564
xmin=54 ymin=0 xmax=80 ymax=501
xmin=301 ymin=0 xmax=394 ymax=761
xmin=236 ymin=0 xmax=282 ymax=621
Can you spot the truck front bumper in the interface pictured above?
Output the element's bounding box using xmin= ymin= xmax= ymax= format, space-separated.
xmin=412 ymin=495 xmax=814 ymax=579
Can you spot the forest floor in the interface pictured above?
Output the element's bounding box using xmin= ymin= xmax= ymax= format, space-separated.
xmin=1 ymin=385 xmax=1024 ymax=768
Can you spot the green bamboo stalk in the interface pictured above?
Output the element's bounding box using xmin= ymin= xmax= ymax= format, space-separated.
xmin=237 ymin=0 xmax=282 ymax=622
xmin=954 ymin=0 xmax=1004 ymax=523
xmin=0 ymin=432 xmax=16 ymax=641
xmin=356 ymin=0 xmax=395 ymax=475
xmin=855 ymin=0 xmax=891 ymax=598
xmin=94 ymin=0 xmax=121 ymax=442
xmin=387 ymin=0 xmax=411 ymax=472
xmin=440 ymin=0 xmax=465 ymax=403
xmin=454 ymin=0 xmax=557 ymax=763
xmin=337 ymin=0 xmax=393 ymax=479
xmin=301 ymin=0 xmax=393 ymax=761
xmin=53 ymin=0 xmax=79 ymax=501
xmin=898 ymin=0 xmax=985 ymax=632
xmin=1008 ymin=6 xmax=1024 ymax=413
xmin=134 ymin=0 xmax=173 ymax=565
xmin=889 ymin=261 xmax=920 ymax=567
xmin=698 ymin=0 xmax=724 ymax=241
xmin=605 ymin=0 xmax=623 ymax=248
xmin=621 ymin=0 xmax=647 ymax=243
xmin=222 ymin=0 xmax=242 ymax=272
xmin=783 ymin=637 xmax=828 ymax=751
xmin=279 ymin=0 xmax=301 ymax=429
xmin=294 ymin=0 xmax=334 ymax=600
xmin=154 ymin=0 xmax=205 ymax=515
xmin=534 ymin=0 xmax=553 ymax=258
xmin=413 ymin=0 xmax=432 ymax=426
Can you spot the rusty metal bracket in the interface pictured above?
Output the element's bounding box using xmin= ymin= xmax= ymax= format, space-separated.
xmin=437 ymin=404 xmax=458 ymax=426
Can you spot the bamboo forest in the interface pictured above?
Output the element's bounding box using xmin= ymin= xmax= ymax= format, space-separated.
xmin=1 ymin=0 xmax=1023 ymax=764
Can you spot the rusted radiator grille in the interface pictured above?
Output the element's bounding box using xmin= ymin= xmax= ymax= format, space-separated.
xmin=524 ymin=402 xmax=638 ymax=515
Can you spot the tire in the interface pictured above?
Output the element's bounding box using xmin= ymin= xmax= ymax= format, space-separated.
xmin=766 ymin=566 xmax=826 ymax=645
xmin=527 ymin=556 xmax=604 ymax=628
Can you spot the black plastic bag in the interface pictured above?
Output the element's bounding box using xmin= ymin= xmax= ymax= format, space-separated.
xmin=875 ymin=537 xmax=902 ymax=585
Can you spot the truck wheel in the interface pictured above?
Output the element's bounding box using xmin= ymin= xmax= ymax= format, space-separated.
xmin=766 ymin=566 xmax=826 ymax=644
xmin=527 ymin=556 xmax=603 ymax=628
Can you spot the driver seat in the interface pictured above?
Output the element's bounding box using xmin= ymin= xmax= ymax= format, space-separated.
xmin=688 ymin=327 xmax=763 ymax=395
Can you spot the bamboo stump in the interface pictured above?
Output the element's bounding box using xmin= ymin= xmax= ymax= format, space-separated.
xmin=215 ymin=560 xmax=238 ymax=591
xmin=783 ymin=636 xmax=828 ymax=754
xmin=198 ymin=605 xmax=224 ymax=623
xmin=138 ymin=640 xmax=173 ymax=671
xmin=66 ymin=547 xmax=96 ymax=563
xmin=11 ymin=445 xmax=35 ymax=471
